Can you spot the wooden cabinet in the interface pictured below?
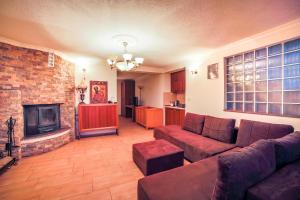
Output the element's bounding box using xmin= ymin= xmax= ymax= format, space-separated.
xmin=165 ymin=107 xmax=185 ymax=126
xmin=136 ymin=106 xmax=163 ymax=129
xmin=78 ymin=104 xmax=118 ymax=136
xmin=171 ymin=70 xmax=185 ymax=93
xmin=121 ymin=80 xmax=135 ymax=117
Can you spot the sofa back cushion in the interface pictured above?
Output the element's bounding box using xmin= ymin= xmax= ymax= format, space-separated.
xmin=274 ymin=132 xmax=300 ymax=168
xmin=182 ymin=112 xmax=206 ymax=134
xmin=236 ymin=119 xmax=294 ymax=147
xmin=212 ymin=140 xmax=276 ymax=200
xmin=202 ymin=116 xmax=235 ymax=143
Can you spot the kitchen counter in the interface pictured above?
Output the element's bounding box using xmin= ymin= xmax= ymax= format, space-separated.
xmin=164 ymin=105 xmax=185 ymax=110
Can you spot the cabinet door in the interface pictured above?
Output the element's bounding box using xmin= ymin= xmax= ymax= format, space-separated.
xmin=177 ymin=71 xmax=182 ymax=93
xmin=181 ymin=70 xmax=186 ymax=93
xmin=175 ymin=72 xmax=179 ymax=93
xmin=175 ymin=110 xmax=181 ymax=125
xmin=177 ymin=70 xmax=185 ymax=93
xmin=165 ymin=108 xmax=170 ymax=125
xmin=171 ymin=71 xmax=185 ymax=93
xmin=165 ymin=108 xmax=173 ymax=125
xmin=165 ymin=108 xmax=185 ymax=126
xmin=179 ymin=109 xmax=185 ymax=126
xmin=171 ymin=73 xmax=177 ymax=93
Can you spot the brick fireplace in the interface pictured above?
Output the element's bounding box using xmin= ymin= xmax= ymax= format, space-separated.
xmin=0 ymin=42 xmax=75 ymax=158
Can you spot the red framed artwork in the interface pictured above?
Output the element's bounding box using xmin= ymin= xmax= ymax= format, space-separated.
xmin=90 ymin=81 xmax=108 ymax=103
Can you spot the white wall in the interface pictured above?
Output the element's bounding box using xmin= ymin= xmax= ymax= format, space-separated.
xmin=75 ymin=61 xmax=117 ymax=105
xmin=186 ymin=19 xmax=300 ymax=131
xmin=135 ymin=73 xmax=170 ymax=108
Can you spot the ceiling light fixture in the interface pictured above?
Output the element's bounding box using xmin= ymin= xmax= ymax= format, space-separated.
xmin=107 ymin=36 xmax=144 ymax=71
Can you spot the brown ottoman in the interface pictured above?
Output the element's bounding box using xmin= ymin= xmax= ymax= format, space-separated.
xmin=133 ymin=139 xmax=184 ymax=176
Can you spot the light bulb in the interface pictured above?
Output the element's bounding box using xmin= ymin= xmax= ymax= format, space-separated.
xmin=123 ymin=53 xmax=132 ymax=61
xmin=107 ymin=59 xmax=113 ymax=65
xmin=135 ymin=57 xmax=144 ymax=64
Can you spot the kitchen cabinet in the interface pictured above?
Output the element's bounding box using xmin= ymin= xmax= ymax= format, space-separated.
xmin=171 ymin=70 xmax=185 ymax=93
xmin=135 ymin=106 xmax=163 ymax=129
xmin=165 ymin=107 xmax=185 ymax=126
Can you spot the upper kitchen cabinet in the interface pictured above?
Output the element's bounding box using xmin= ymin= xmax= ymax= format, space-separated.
xmin=171 ymin=70 xmax=186 ymax=93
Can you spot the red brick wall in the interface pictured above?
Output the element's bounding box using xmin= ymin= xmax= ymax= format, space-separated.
xmin=0 ymin=42 xmax=75 ymax=147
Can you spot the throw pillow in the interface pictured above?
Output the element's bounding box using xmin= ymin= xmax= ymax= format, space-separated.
xmin=182 ymin=112 xmax=205 ymax=134
xmin=202 ymin=116 xmax=235 ymax=143
xmin=274 ymin=132 xmax=300 ymax=168
xmin=236 ymin=119 xmax=294 ymax=147
xmin=212 ymin=140 xmax=276 ymax=200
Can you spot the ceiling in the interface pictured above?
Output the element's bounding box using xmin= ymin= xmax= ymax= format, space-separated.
xmin=0 ymin=0 xmax=300 ymax=69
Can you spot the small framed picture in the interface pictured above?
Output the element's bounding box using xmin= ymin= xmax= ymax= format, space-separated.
xmin=90 ymin=81 xmax=108 ymax=103
xmin=207 ymin=63 xmax=218 ymax=79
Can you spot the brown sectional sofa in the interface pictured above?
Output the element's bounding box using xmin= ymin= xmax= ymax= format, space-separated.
xmin=154 ymin=125 xmax=236 ymax=162
xmin=154 ymin=114 xmax=237 ymax=162
xmin=138 ymin=113 xmax=297 ymax=200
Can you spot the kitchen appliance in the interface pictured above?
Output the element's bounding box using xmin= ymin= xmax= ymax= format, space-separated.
xmin=174 ymin=100 xmax=180 ymax=107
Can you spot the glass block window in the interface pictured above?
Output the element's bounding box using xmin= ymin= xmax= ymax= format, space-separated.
xmin=224 ymin=37 xmax=300 ymax=117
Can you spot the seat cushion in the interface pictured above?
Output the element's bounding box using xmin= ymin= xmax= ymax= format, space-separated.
xmin=246 ymin=160 xmax=300 ymax=200
xmin=154 ymin=126 xmax=236 ymax=162
xmin=274 ymin=132 xmax=300 ymax=168
xmin=138 ymin=156 xmax=219 ymax=200
xmin=202 ymin=116 xmax=236 ymax=143
xmin=182 ymin=112 xmax=206 ymax=134
xmin=154 ymin=125 xmax=182 ymax=135
xmin=236 ymin=119 xmax=294 ymax=147
xmin=154 ymin=125 xmax=195 ymax=145
xmin=212 ymin=140 xmax=276 ymax=200
xmin=154 ymin=125 xmax=189 ymax=147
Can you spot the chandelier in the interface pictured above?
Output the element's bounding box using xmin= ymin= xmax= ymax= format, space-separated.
xmin=107 ymin=41 xmax=144 ymax=71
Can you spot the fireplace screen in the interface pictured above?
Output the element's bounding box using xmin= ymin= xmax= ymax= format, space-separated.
xmin=24 ymin=104 xmax=60 ymax=137
xmin=39 ymin=107 xmax=57 ymax=126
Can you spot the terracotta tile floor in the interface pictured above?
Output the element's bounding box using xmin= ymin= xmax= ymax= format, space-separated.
xmin=0 ymin=117 xmax=172 ymax=200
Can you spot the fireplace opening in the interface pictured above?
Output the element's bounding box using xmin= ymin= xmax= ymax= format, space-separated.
xmin=24 ymin=104 xmax=61 ymax=138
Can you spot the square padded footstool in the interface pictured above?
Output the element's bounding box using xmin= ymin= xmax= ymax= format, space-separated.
xmin=133 ymin=139 xmax=184 ymax=176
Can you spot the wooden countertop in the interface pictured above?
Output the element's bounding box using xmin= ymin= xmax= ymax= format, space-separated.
xmin=164 ymin=105 xmax=185 ymax=110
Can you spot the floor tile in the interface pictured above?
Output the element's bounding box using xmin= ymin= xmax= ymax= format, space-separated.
xmin=0 ymin=117 xmax=187 ymax=200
